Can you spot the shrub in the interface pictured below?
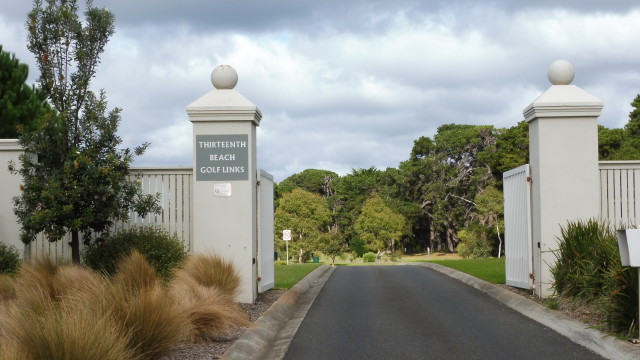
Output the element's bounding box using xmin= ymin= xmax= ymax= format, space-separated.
xmin=0 ymin=243 xmax=20 ymax=274
xmin=389 ymin=250 xmax=403 ymax=262
xmin=456 ymin=228 xmax=492 ymax=259
xmin=349 ymin=236 xmax=368 ymax=257
xmin=84 ymin=226 xmax=186 ymax=280
xmin=551 ymin=219 xmax=638 ymax=338
xmin=551 ymin=219 xmax=618 ymax=298
xmin=363 ymin=252 xmax=377 ymax=263
xmin=178 ymin=254 xmax=241 ymax=298
xmin=275 ymin=260 xmax=287 ymax=266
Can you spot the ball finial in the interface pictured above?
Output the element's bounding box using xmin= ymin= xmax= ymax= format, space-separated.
xmin=211 ymin=65 xmax=238 ymax=89
xmin=547 ymin=60 xmax=575 ymax=85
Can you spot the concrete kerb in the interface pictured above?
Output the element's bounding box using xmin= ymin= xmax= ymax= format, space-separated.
xmin=222 ymin=264 xmax=335 ymax=360
xmin=412 ymin=262 xmax=640 ymax=360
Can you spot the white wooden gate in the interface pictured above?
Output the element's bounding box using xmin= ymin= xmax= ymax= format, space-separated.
xmin=503 ymin=164 xmax=533 ymax=289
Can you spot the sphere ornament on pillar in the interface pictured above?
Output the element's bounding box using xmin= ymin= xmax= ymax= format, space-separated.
xmin=547 ymin=60 xmax=575 ymax=85
xmin=211 ymin=65 xmax=238 ymax=89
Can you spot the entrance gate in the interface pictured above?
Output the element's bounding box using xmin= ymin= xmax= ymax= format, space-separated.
xmin=503 ymin=164 xmax=533 ymax=289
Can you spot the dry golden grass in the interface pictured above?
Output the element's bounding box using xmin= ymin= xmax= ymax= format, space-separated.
xmin=113 ymin=250 xmax=162 ymax=291
xmin=0 ymin=274 xmax=16 ymax=302
xmin=170 ymin=273 xmax=250 ymax=342
xmin=95 ymin=251 xmax=191 ymax=359
xmin=179 ymin=254 xmax=241 ymax=298
xmin=2 ymin=298 xmax=136 ymax=360
xmin=0 ymin=252 xmax=250 ymax=359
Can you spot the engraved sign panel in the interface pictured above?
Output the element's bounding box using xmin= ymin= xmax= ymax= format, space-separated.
xmin=196 ymin=134 xmax=249 ymax=181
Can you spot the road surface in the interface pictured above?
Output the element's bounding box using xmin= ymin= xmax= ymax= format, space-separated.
xmin=283 ymin=265 xmax=604 ymax=360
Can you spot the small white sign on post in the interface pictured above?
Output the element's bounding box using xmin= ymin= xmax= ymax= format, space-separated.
xmin=283 ymin=229 xmax=291 ymax=265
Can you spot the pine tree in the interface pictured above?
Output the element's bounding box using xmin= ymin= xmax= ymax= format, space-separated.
xmin=0 ymin=45 xmax=50 ymax=138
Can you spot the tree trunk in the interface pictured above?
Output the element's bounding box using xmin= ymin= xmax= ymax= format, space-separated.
xmin=496 ymin=225 xmax=502 ymax=259
xmin=71 ymin=230 xmax=80 ymax=264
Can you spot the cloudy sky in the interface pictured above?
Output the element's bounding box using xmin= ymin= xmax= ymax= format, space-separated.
xmin=1 ymin=1 xmax=639 ymax=182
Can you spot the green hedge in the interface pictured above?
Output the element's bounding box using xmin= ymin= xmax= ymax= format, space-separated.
xmin=84 ymin=226 xmax=186 ymax=280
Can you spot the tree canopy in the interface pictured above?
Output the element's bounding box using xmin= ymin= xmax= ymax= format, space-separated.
xmin=274 ymin=92 xmax=640 ymax=259
xmin=11 ymin=0 xmax=158 ymax=263
xmin=0 ymin=45 xmax=51 ymax=138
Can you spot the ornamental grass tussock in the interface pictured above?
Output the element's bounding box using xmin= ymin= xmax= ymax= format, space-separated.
xmin=0 ymin=250 xmax=251 ymax=359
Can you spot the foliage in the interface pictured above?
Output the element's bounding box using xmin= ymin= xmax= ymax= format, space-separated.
xmin=362 ymin=252 xmax=377 ymax=263
xmin=355 ymin=193 xmax=406 ymax=253
xmin=348 ymin=236 xmax=369 ymax=257
xmin=12 ymin=0 xmax=159 ymax=263
xmin=274 ymin=188 xmax=332 ymax=263
xmin=276 ymin=168 xmax=338 ymax=199
xmin=551 ymin=219 xmax=638 ymax=338
xmin=551 ymin=219 xmax=619 ymax=298
xmin=84 ymin=226 xmax=186 ymax=280
xmin=0 ymin=45 xmax=51 ymax=138
xmin=456 ymin=228 xmax=492 ymax=259
xmin=0 ymin=243 xmax=21 ymax=274
xmin=318 ymin=228 xmax=345 ymax=265
xmin=274 ymin=263 xmax=323 ymax=289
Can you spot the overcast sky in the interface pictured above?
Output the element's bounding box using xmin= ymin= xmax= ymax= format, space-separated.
xmin=2 ymin=1 xmax=639 ymax=182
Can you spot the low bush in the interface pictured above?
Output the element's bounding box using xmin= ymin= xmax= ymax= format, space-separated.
xmin=363 ymin=252 xmax=377 ymax=263
xmin=349 ymin=237 xmax=368 ymax=257
xmin=84 ymin=226 xmax=186 ymax=280
xmin=0 ymin=243 xmax=20 ymax=274
xmin=275 ymin=260 xmax=287 ymax=266
xmin=456 ymin=228 xmax=492 ymax=259
xmin=551 ymin=219 xmax=638 ymax=338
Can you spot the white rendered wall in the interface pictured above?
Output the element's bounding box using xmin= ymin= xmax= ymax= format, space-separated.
xmin=0 ymin=140 xmax=24 ymax=256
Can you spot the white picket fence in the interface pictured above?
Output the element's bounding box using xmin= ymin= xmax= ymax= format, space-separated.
xmin=504 ymin=160 xmax=640 ymax=289
xmin=25 ymin=167 xmax=193 ymax=262
xmin=599 ymin=161 xmax=640 ymax=229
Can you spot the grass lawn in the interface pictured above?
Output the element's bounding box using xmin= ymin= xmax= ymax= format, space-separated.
xmin=274 ymin=263 xmax=324 ymax=289
xmin=428 ymin=257 xmax=506 ymax=284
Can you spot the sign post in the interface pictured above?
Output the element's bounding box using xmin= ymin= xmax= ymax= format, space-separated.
xmin=283 ymin=229 xmax=291 ymax=265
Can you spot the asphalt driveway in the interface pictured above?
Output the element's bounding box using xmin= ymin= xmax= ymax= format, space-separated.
xmin=283 ymin=265 xmax=605 ymax=360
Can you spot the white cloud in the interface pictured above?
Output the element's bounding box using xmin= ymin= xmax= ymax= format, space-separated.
xmin=1 ymin=1 xmax=639 ymax=182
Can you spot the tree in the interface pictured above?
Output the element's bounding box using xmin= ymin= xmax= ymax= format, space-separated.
xmin=276 ymin=169 xmax=338 ymax=198
xmin=0 ymin=45 xmax=51 ymax=138
xmin=354 ymin=193 xmax=405 ymax=254
xmin=274 ymin=188 xmax=331 ymax=263
xmin=318 ymin=228 xmax=345 ymax=265
xmin=11 ymin=0 xmax=158 ymax=263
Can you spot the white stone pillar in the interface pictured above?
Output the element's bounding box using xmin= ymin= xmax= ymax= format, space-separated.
xmin=186 ymin=65 xmax=262 ymax=303
xmin=524 ymin=60 xmax=603 ymax=297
